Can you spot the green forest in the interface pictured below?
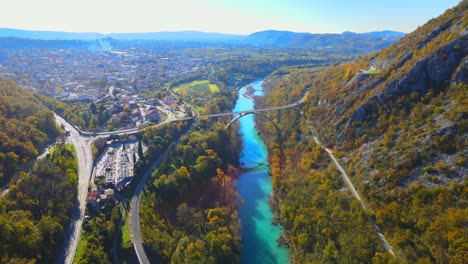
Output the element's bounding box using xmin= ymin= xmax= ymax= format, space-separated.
xmin=0 ymin=144 xmax=78 ymax=263
xmin=0 ymin=79 xmax=61 ymax=186
xmin=138 ymin=89 xmax=242 ymax=263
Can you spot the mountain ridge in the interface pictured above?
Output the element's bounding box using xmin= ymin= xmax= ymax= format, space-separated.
xmin=245 ymin=29 xmax=405 ymax=48
xmin=0 ymin=27 xmax=405 ymax=51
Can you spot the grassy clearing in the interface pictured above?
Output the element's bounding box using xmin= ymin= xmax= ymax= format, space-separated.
xmin=74 ymin=235 xmax=87 ymax=262
xmin=173 ymin=80 xmax=219 ymax=95
xmin=195 ymin=106 xmax=204 ymax=114
xmin=209 ymin=83 xmax=219 ymax=93
xmin=368 ymin=69 xmax=380 ymax=75
xmin=121 ymin=210 xmax=132 ymax=248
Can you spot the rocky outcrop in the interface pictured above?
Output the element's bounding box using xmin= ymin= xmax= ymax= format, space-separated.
xmin=450 ymin=55 xmax=467 ymax=86
xmin=337 ymin=37 xmax=468 ymax=142
xmin=379 ymin=38 xmax=466 ymax=104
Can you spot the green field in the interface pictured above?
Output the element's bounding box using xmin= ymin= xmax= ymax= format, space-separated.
xmin=173 ymin=80 xmax=219 ymax=94
xmin=367 ymin=69 xmax=380 ymax=75
xmin=121 ymin=211 xmax=132 ymax=248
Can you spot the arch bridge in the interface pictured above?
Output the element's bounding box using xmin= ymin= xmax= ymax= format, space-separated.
xmin=64 ymin=98 xmax=304 ymax=137
xmin=224 ymin=110 xmax=281 ymax=130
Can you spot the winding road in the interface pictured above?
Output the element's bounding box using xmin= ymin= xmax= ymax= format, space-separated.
xmin=54 ymin=114 xmax=95 ymax=264
xmin=129 ymin=154 xmax=164 ymax=264
xmin=130 ymin=110 xmax=196 ymax=264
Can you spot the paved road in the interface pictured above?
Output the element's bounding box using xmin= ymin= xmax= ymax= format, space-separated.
xmin=302 ymin=112 xmax=395 ymax=257
xmin=0 ymin=186 xmax=9 ymax=198
xmin=54 ymin=114 xmax=95 ymax=264
xmin=125 ymin=95 xmax=302 ymax=263
xmin=1 ymin=139 xmax=57 ymax=199
xmin=129 ymin=114 xmax=195 ymax=264
xmin=129 ymin=154 xmax=165 ymax=264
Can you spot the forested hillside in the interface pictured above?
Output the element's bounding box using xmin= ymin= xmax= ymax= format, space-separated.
xmin=0 ymin=79 xmax=60 ymax=185
xmin=256 ymin=2 xmax=467 ymax=263
xmin=0 ymin=80 xmax=75 ymax=262
xmin=140 ymin=95 xmax=242 ymax=263
xmin=0 ymin=144 xmax=78 ymax=263
xmin=245 ymin=30 xmax=404 ymax=54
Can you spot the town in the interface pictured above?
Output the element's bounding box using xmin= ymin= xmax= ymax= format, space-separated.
xmin=0 ymin=44 xmax=212 ymax=100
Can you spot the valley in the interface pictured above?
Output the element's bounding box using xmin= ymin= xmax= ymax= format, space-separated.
xmin=0 ymin=1 xmax=466 ymax=264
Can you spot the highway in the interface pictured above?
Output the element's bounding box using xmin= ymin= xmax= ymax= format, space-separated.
xmin=130 ymin=113 xmax=195 ymax=264
xmin=129 ymin=154 xmax=164 ymax=264
xmin=54 ymin=114 xmax=95 ymax=264
xmin=40 ymin=83 xmax=397 ymax=261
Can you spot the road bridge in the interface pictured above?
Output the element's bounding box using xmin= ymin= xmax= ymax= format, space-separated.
xmin=74 ymin=97 xmax=304 ymax=137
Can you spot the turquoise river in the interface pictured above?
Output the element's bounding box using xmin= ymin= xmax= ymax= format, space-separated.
xmin=233 ymin=80 xmax=290 ymax=264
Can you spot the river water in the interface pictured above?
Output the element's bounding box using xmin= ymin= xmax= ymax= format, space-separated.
xmin=233 ymin=80 xmax=290 ymax=264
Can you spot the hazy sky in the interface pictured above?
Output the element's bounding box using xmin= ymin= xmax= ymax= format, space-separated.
xmin=0 ymin=0 xmax=461 ymax=34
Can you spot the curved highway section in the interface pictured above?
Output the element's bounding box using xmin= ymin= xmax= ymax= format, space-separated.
xmin=130 ymin=117 xmax=195 ymax=263
xmin=54 ymin=114 xmax=95 ymax=264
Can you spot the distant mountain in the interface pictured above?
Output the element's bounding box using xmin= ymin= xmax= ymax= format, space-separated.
xmin=0 ymin=28 xmax=245 ymax=43
xmin=0 ymin=37 xmax=91 ymax=49
xmin=0 ymin=28 xmax=405 ymax=51
xmin=245 ymin=30 xmax=405 ymax=53
xmin=108 ymin=31 xmax=245 ymax=42
xmin=343 ymin=30 xmax=406 ymax=38
xmin=0 ymin=28 xmax=105 ymax=40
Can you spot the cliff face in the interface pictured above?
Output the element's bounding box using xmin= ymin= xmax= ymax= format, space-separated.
xmin=305 ymin=2 xmax=467 ymax=187
xmin=349 ymin=37 xmax=467 ymax=127
xmin=338 ymin=5 xmax=467 ymax=139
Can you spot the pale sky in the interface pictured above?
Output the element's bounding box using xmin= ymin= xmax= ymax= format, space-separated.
xmin=0 ymin=0 xmax=461 ymax=34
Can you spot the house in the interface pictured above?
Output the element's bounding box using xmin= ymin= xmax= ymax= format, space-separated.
xmin=131 ymin=108 xmax=141 ymax=117
xmin=146 ymin=109 xmax=160 ymax=122
xmin=170 ymin=102 xmax=179 ymax=111
xmin=104 ymin=188 xmax=115 ymax=197
xmin=86 ymin=191 xmax=98 ymax=208
xmin=86 ymin=190 xmax=97 ymax=202
xmin=129 ymin=100 xmax=138 ymax=108
xmin=163 ymin=96 xmax=175 ymax=105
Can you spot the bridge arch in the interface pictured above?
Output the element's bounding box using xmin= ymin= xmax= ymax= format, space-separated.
xmin=225 ymin=111 xmax=281 ymax=132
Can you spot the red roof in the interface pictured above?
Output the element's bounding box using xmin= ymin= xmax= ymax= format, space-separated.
xmin=86 ymin=191 xmax=97 ymax=201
